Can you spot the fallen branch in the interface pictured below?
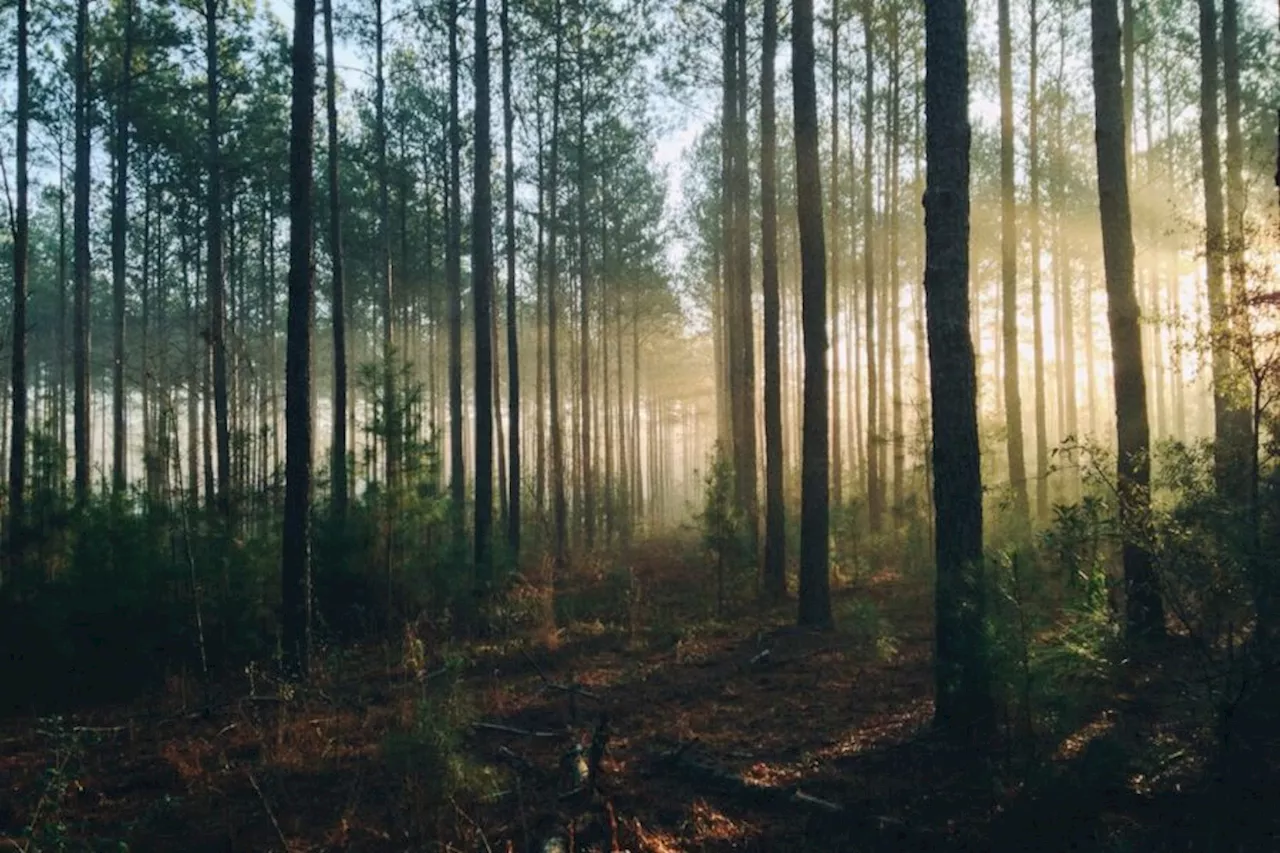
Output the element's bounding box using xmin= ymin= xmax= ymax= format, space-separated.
xmin=475 ymin=722 xmax=565 ymax=738
xmin=71 ymin=725 xmax=129 ymax=737
xmin=655 ymin=743 xmax=846 ymax=814
xmin=522 ymin=650 xmax=601 ymax=700
xmin=247 ymin=771 xmax=289 ymax=852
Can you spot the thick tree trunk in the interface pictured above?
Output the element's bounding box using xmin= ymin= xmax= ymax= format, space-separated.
xmin=283 ymin=0 xmax=317 ymax=678
xmin=1090 ymin=0 xmax=1164 ymax=642
xmin=925 ymin=0 xmax=993 ymax=737
xmin=794 ymin=0 xmax=830 ymax=628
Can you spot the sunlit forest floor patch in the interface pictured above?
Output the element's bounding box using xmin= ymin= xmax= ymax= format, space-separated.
xmin=2 ymin=552 xmax=1277 ymax=852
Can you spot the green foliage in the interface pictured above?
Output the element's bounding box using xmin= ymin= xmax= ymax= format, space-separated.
xmin=382 ymin=672 xmax=504 ymax=813
xmin=986 ymin=538 xmax=1120 ymax=751
xmin=696 ymin=443 xmax=753 ymax=614
xmin=314 ymin=357 xmax=453 ymax=641
xmin=834 ymin=597 xmax=898 ymax=661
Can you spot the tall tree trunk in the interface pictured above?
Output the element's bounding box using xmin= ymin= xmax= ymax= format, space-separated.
xmin=502 ymin=0 xmax=520 ymax=558
xmin=1090 ymin=0 xmax=1164 ymax=642
xmin=206 ymin=0 xmax=231 ymax=514
xmin=794 ymin=0 xmax=830 ymax=628
xmin=576 ymin=43 xmax=594 ymax=550
xmin=448 ymin=0 xmax=466 ymax=550
xmin=474 ymin=0 xmax=495 ymax=589
xmin=829 ymin=11 xmax=842 ymax=509
xmin=998 ymin=0 xmax=1030 ymax=526
xmin=760 ymin=0 xmax=785 ymax=601
xmin=733 ymin=0 xmax=756 ymax=554
xmin=548 ymin=0 xmax=568 ymax=570
xmin=9 ymin=0 xmax=30 ymax=551
xmin=324 ymin=0 xmax=347 ymax=517
xmin=1221 ymin=0 xmax=1253 ymax=458
xmin=1030 ymin=0 xmax=1048 ymax=521
xmin=283 ymin=0 xmax=316 ymax=678
xmin=889 ymin=14 xmax=904 ymax=520
xmin=111 ymin=0 xmax=135 ymax=495
xmin=1198 ymin=0 xmax=1243 ymax=493
xmin=862 ymin=1 xmax=882 ymax=535
xmin=375 ymin=0 xmax=397 ymax=488
xmin=925 ymin=0 xmax=993 ymax=737
xmin=74 ymin=0 xmax=91 ymax=505
xmin=535 ymin=107 xmax=547 ymax=516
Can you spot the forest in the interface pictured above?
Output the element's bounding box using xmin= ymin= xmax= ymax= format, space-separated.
xmin=0 ymin=0 xmax=1278 ymax=847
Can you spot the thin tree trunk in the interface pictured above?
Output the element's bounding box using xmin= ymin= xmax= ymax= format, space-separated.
xmin=73 ymin=0 xmax=91 ymax=504
xmin=862 ymin=1 xmax=882 ymax=536
xmin=448 ymin=0 xmax=466 ymax=550
xmin=111 ymin=0 xmax=135 ymax=495
xmin=761 ymin=0 xmax=785 ymax=600
xmin=9 ymin=0 xmax=30 ymax=550
xmin=502 ymin=0 xmax=520 ymax=557
xmin=474 ymin=0 xmax=495 ymax=588
xmin=324 ymin=0 xmax=347 ymax=517
xmin=206 ymin=0 xmax=231 ymax=515
xmin=548 ymin=0 xmax=568 ymax=571
xmin=829 ymin=11 xmax=842 ymax=509
xmin=998 ymin=0 xmax=1030 ymax=525
xmin=1030 ymin=0 xmax=1048 ymax=521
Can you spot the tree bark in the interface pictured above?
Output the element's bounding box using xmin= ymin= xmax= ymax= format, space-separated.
xmin=283 ymin=0 xmax=317 ymax=679
xmin=829 ymin=11 xmax=842 ymax=509
xmin=206 ymin=0 xmax=232 ymax=515
xmin=323 ymin=0 xmax=347 ymax=517
xmin=111 ymin=0 xmax=134 ymax=495
xmin=862 ymin=1 xmax=882 ymax=536
xmin=1030 ymin=0 xmax=1048 ymax=522
xmin=1090 ymin=0 xmax=1164 ymax=643
xmin=998 ymin=0 xmax=1030 ymax=526
xmin=448 ymin=0 xmax=466 ymax=551
xmin=74 ymin=0 xmax=91 ymax=505
xmin=9 ymin=0 xmax=30 ymax=551
xmin=548 ymin=0 xmax=568 ymax=571
xmin=1197 ymin=0 xmax=1245 ymax=494
xmin=502 ymin=0 xmax=520 ymax=558
xmin=474 ymin=0 xmax=495 ymax=589
xmin=760 ymin=0 xmax=785 ymax=601
xmin=794 ymin=0 xmax=830 ymax=629
xmin=925 ymin=0 xmax=993 ymax=737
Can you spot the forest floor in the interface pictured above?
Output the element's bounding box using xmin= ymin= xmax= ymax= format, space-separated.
xmin=2 ymin=537 xmax=1278 ymax=852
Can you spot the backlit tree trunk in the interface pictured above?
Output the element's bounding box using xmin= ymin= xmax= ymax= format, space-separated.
xmin=1090 ymin=0 xmax=1164 ymax=642
xmin=925 ymin=0 xmax=993 ymax=737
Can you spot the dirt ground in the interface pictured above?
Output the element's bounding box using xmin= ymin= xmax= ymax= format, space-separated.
xmin=2 ymin=545 xmax=1277 ymax=852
